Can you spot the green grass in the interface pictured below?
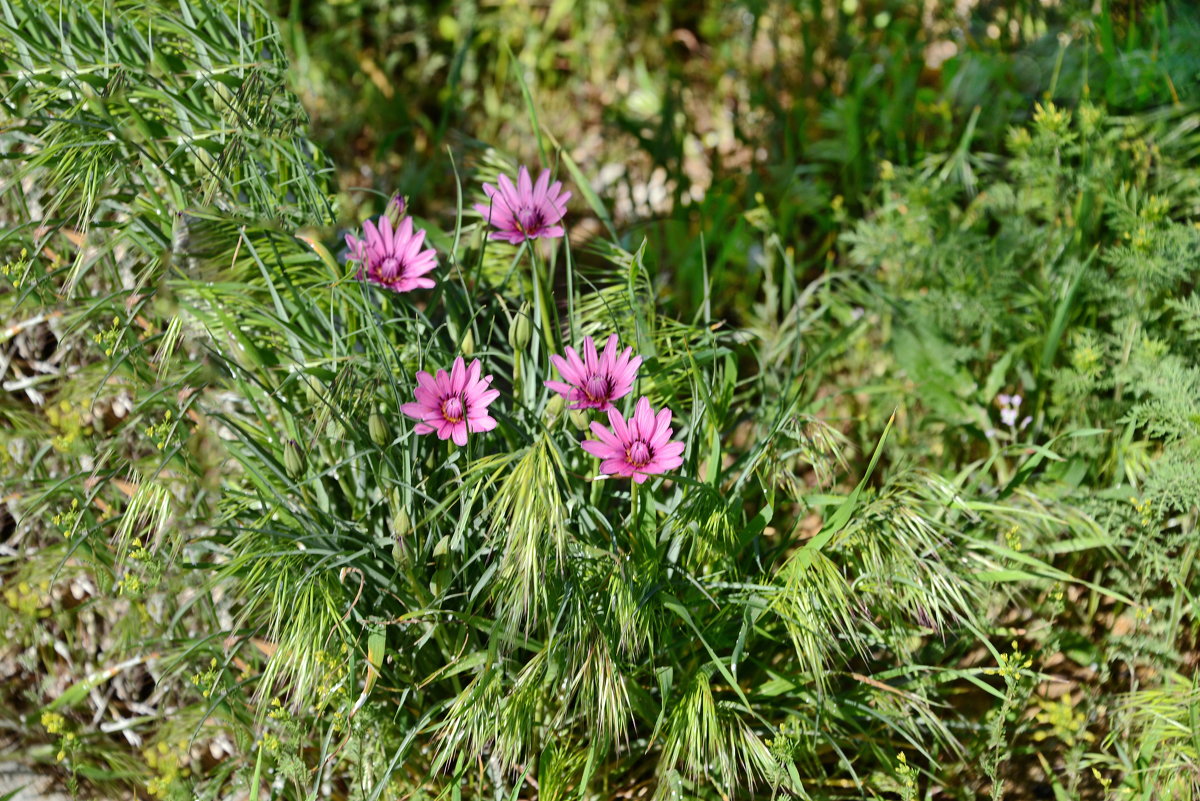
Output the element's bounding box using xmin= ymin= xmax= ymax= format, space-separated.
xmin=1 ymin=0 xmax=1198 ymax=799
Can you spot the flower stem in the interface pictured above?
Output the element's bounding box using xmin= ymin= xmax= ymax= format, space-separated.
xmin=589 ymin=455 xmax=601 ymax=507
xmin=528 ymin=244 xmax=557 ymax=351
xmin=630 ymin=482 xmax=640 ymax=544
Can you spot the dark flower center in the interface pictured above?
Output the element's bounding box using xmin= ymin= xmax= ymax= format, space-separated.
xmin=515 ymin=207 xmax=546 ymax=235
xmin=441 ymin=395 xmax=465 ymax=423
xmin=583 ymin=374 xmax=611 ymax=402
xmin=626 ymin=440 xmax=652 ymax=467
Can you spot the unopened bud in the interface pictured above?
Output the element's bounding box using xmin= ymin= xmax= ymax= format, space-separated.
xmin=509 ymin=303 xmax=532 ymax=351
xmin=432 ymin=535 xmax=450 ymax=559
xmin=543 ymin=394 xmax=565 ymax=427
xmin=385 ymin=194 xmax=406 ymax=227
xmin=284 ymin=439 xmax=305 ymax=479
xmin=390 ymin=495 xmax=411 ymax=564
xmin=369 ymin=412 xmax=390 ymax=446
xmin=391 ymin=537 xmax=407 ymax=566
xmin=460 ymin=329 xmax=475 ymax=356
xmin=569 ymin=408 xmax=590 ymax=431
xmin=392 ymin=506 xmax=411 ymax=538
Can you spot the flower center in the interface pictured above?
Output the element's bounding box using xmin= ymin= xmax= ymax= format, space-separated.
xmin=441 ymin=395 xmax=465 ymax=423
xmin=515 ymin=207 xmax=545 ymax=235
xmin=583 ymin=374 xmax=610 ymax=402
xmin=378 ymin=256 xmax=401 ymax=280
xmin=626 ymin=440 xmax=651 ymax=468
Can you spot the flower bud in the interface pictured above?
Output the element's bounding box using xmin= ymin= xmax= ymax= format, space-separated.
xmin=369 ymin=412 xmax=390 ymax=446
xmin=284 ymin=439 xmax=305 ymax=479
xmin=385 ymin=194 xmax=406 ymax=227
xmin=432 ymin=535 xmax=451 ymax=559
xmin=509 ymin=303 xmax=532 ymax=352
xmin=391 ymin=506 xmax=411 ymax=538
xmin=460 ymin=328 xmax=475 ymax=356
xmin=391 ymin=537 xmax=408 ymax=566
xmin=391 ymin=505 xmax=411 ymax=566
xmin=569 ymin=408 xmax=590 ymax=431
xmin=543 ymin=393 xmax=565 ymax=427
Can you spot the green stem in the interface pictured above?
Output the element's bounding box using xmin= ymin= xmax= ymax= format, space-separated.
xmin=528 ymin=244 xmax=557 ymax=351
xmin=589 ymin=455 xmax=601 ymax=507
xmin=630 ymin=482 xmax=640 ymax=546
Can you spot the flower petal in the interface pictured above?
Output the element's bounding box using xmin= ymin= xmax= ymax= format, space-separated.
xmin=401 ymin=401 xmax=429 ymax=421
xmin=534 ymin=169 xmax=550 ymax=202
xmin=582 ymin=439 xmax=619 ymax=460
xmin=607 ymin=406 xmax=630 ymax=442
xmin=601 ymin=457 xmax=633 ymax=476
xmin=582 ymin=336 xmax=598 ymax=374
xmin=633 ymin=397 xmax=655 ymax=439
xmin=587 ymin=421 xmax=621 ymax=448
xmin=517 ymin=165 xmax=533 ymax=201
xmin=549 ymin=353 xmax=582 ymax=385
xmin=544 ymin=379 xmax=574 ymax=396
xmin=450 ymin=357 xmax=466 ymax=393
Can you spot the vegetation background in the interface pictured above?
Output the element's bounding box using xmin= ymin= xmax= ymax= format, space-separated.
xmin=1 ymin=0 xmax=1198 ymax=799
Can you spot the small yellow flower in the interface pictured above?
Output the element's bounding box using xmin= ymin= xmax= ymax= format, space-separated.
xmin=41 ymin=711 xmax=65 ymax=734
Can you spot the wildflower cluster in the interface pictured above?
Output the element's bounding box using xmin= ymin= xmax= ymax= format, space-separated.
xmin=41 ymin=712 xmax=77 ymax=763
xmin=93 ymin=315 xmax=122 ymax=357
xmin=144 ymin=410 xmax=176 ymax=451
xmin=115 ymin=573 xmax=142 ymax=597
xmin=349 ymin=166 xmax=687 ymax=485
xmin=115 ymin=538 xmax=162 ymax=599
xmin=764 ymin=718 xmax=803 ymax=762
xmin=996 ymin=393 xmax=1029 ymax=430
xmin=45 ymin=398 xmax=93 ymax=451
xmin=1032 ymin=695 xmax=1092 ymax=748
xmin=1003 ymin=525 xmax=1022 ymax=552
xmin=190 ymin=658 xmax=221 ymax=699
xmin=4 ymin=579 xmax=50 ymax=617
xmin=41 ymin=711 xmax=65 ymax=734
xmin=313 ymin=647 xmax=351 ymax=729
xmin=895 ymin=752 xmax=918 ymax=801
xmin=987 ymin=640 xmax=1033 ymax=682
xmin=1 ymin=247 xmax=30 ymax=287
xmin=986 ymin=393 xmax=1031 ymax=440
xmin=1128 ymin=495 xmax=1154 ymax=527
xmin=143 ymin=740 xmax=192 ymax=799
xmin=51 ymin=498 xmax=82 ymax=538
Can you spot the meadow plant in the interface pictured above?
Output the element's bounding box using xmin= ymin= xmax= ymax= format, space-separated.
xmin=546 ymin=334 xmax=642 ymax=411
xmin=401 ymin=356 xmax=500 ymax=445
xmin=475 ymin=165 xmax=571 ymax=244
xmin=343 ymin=213 xmax=439 ymax=293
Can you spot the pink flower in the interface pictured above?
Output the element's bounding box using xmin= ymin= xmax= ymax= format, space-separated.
xmin=473 ymin=166 xmax=571 ymax=244
xmin=344 ymin=215 xmax=437 ymax=293
xmin=545 ymin=334 xmax=642 ymax=412
xmin=581 ymin=397 xmax=685 ymax=484
xmin=401 ymin=357 xmax=499 ymax=446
